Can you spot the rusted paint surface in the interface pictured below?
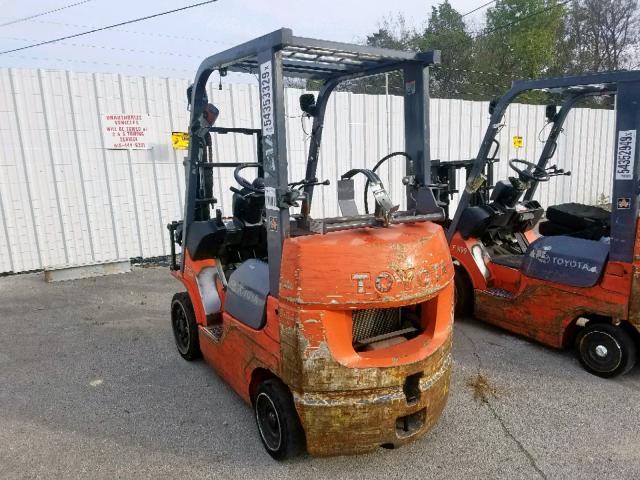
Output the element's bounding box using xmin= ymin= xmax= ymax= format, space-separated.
xmin=628 ymin=267 xmax=640 ymax=332
xmin=199 ymin=296 xmax=282 ymax=403
xmin=475 ymin=281 xmax=627 ymax=348
xmin=278 ymin=279 xmax=453 ymax=455
xmin=175 ymin=221 xmax=454 ymax=456
xmin=278 ymin=298 xmax=453 ymax=391
xmin=280 ymin=222 xmax=453 ymax=308
xmin=450 ymin=230 xmax=632 ymax=349
xmin=297 ymin=361 xmax=451 ymax=456
xmin=626 ymin=221 xmax=640 ymax=333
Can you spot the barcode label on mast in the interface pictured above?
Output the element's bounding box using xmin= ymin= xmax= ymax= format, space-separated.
xmin=260 ymin=61 xmax=274 ymax=136
xmin=616 ymin=130 xmax=636 ymax=180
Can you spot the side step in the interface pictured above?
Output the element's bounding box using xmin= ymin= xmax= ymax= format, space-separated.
xmin=200 ymin=324 xmax=223 ymax=342
xmin=484 ymin=287 xmax=515 ymax=299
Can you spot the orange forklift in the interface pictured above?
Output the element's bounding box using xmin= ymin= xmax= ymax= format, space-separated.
xmin=448 ymin=71 xmax=640 ymax=378
xmin=166 ymin=29 xmax=454 ymax=459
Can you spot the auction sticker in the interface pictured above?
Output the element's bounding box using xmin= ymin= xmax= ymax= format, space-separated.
xmin=615 ymin=130 xmax=636 ymax=180
xmin=260 ymin=61 xmax=274 ymax=136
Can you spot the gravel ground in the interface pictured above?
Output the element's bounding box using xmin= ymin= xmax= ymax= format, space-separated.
xmin=0 ymin=266 xmax=638 ymax=479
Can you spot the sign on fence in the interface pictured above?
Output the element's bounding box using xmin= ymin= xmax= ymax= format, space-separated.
xmin=102 ymin=114 xmax=152 ymax=150
xmin=171 ymin=131 xmax=189 ymax=150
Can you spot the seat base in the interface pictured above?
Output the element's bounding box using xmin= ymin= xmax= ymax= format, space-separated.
xmin=492 ymin=254 xmax=525 ymax=269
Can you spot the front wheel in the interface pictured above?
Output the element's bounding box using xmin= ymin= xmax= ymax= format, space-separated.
xmin=576 ymin=323 xmax=636 ymax=378
xmin=254 ymin=378 xmax=305 ymax=460
xmin=454 ymin=266 xmax=473 ymax=317
xmin=171 ymin=292 xmax=201 ymax=361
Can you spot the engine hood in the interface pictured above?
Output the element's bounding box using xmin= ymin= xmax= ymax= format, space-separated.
xmin=279 ymin=222 xmax=453 ymax=308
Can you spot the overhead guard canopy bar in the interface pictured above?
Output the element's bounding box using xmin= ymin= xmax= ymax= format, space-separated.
xmin=193 ymin=28 xmax=440 ymax=81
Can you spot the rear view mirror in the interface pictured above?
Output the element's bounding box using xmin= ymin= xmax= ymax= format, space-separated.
xmin=545 ymin=104 xmax=558 ymax=122
xmin=203 ymin=103 xmax=219 ymax=127
xmin=299 ymin=94 xmax=317 ymax=116
xmin=186 ymin=83 xmax=209 ymax=111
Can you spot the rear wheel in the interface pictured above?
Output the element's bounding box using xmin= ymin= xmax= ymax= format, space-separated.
xmin=171 ymin=292 xmax=201 ymax=361
xmin=254 ymin=378 xmax=305 ymax=460
xmin=454 ymin=266 xmax=473 ymax=317
xmin=576 ymin=323 xmax=636 ymax=378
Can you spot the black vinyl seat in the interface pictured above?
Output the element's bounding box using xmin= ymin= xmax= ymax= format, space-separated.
xmin=539 ymin=202 xmax=610 ymax=240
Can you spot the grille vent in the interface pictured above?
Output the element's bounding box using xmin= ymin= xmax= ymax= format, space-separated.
xmin=352 ymin=308 xmax=402 ymax=343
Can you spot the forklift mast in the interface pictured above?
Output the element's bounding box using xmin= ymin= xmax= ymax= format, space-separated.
xmin=181 ymin=28 xmax=442 ymax=295
xmin=446 ymin=71 xmax=640 ymax=264
xmin=522 ymin=89 xmax=614 ymax=202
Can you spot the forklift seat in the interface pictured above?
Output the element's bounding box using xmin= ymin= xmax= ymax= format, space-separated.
xmin=521 ymin=235 xmax=609 ymax=288
xmin=539 ymin=203 xmax=610 ymax=240
xmin=224 ymin=259 xmax=269 ymax=329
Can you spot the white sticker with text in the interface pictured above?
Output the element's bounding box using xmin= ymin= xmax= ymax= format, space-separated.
xmin=265 ymin=186 xmax=278 ymax=211
xmin=259 ymin=61 xmax=274 ymax=136
xmin=616 ymin=129 xmax=636 ymax=180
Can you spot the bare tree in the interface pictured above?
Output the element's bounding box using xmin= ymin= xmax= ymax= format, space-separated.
xmin=561 ymin=0 xmax=639 ymax=72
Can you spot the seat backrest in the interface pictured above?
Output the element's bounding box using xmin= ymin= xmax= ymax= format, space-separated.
xmin=521 ymin=236 xmax=609 ymax=288
xmin=224 ymin=259 xmax=270 ymax=329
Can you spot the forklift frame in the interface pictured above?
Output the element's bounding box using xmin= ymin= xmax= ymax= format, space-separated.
xmin=170 ymin=28 xmax=457 ymax=457
xmin=183 ymin=28 xmax=441 ymax=295
xmin=446 ymin=70 xmax=640 ymax=378
xmin=447 ymin=70 xmax=640 ymax=264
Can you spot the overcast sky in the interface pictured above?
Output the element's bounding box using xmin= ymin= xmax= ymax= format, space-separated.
xmin=0 ymin=0 xmax=486 ymax=78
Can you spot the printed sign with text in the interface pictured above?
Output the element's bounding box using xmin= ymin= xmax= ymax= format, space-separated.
xmin=103 ymin=114 xmax=152 ymax=150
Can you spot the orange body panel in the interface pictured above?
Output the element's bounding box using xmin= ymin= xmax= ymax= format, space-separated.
xmin=450 ymin=227 xmax=637 ymax=349
xmin=279 ymin=222 xmax=451 ymax=308
xmin=173 ymin=222 xmax=454 ymax=455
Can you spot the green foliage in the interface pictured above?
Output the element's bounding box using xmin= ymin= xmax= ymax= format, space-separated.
xmin=416 ymin=1 xmax=474 ymax=98
xmin=481 ymin=0 xmax=566 ymax=79
xmin=318 ymin=0 xmax=640 ymax=102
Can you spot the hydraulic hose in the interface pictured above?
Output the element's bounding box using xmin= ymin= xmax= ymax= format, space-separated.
xmin=364 ymin=152 xmax=412 ymax=214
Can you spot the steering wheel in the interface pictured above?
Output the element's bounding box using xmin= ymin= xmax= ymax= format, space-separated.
xmin=233 ymin=163 xmax=264 ymax=193
xmin=509 ymin=159 xmax=550 ymax=183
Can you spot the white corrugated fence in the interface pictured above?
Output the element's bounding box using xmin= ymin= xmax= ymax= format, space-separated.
xmin=0 ymin=68 xmax=616 ymax=274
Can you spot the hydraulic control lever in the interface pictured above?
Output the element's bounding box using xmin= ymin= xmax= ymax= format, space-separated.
xmin=545 ymin=164 xmax=571 ymax=177
xmin=288 ymin=178 xmax=331 ymax=189
xmin=342 ymin=168 xmax=399 ymax=226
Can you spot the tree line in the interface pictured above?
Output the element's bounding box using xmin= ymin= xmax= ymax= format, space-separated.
xmin=352 ymin=0 xmax=640 ymax=100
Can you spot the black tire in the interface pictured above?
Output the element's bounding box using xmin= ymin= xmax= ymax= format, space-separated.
xmin=254 ymin=378 xmax=305 ymax=460
xmin=576 ymin=323 xmax=637 ymax=378
xmin=454 ymin=266 xmax=473 ymax=317
xmin=171 ymin=292 xmax=201 ymax=361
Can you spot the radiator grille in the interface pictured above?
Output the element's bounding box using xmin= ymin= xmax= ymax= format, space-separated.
xmin=352 ymin=308 xmax=402 ymax=343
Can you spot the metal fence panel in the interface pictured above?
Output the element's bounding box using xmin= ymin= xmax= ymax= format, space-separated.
xmin=0 ymin=68 xmax=616 ymax=274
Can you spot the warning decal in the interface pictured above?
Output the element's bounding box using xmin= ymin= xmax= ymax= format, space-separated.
xmin=512 ymin=136 xmax=524 ymax=149
xmin=171 ymin=132 xmax=189 ymax=150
